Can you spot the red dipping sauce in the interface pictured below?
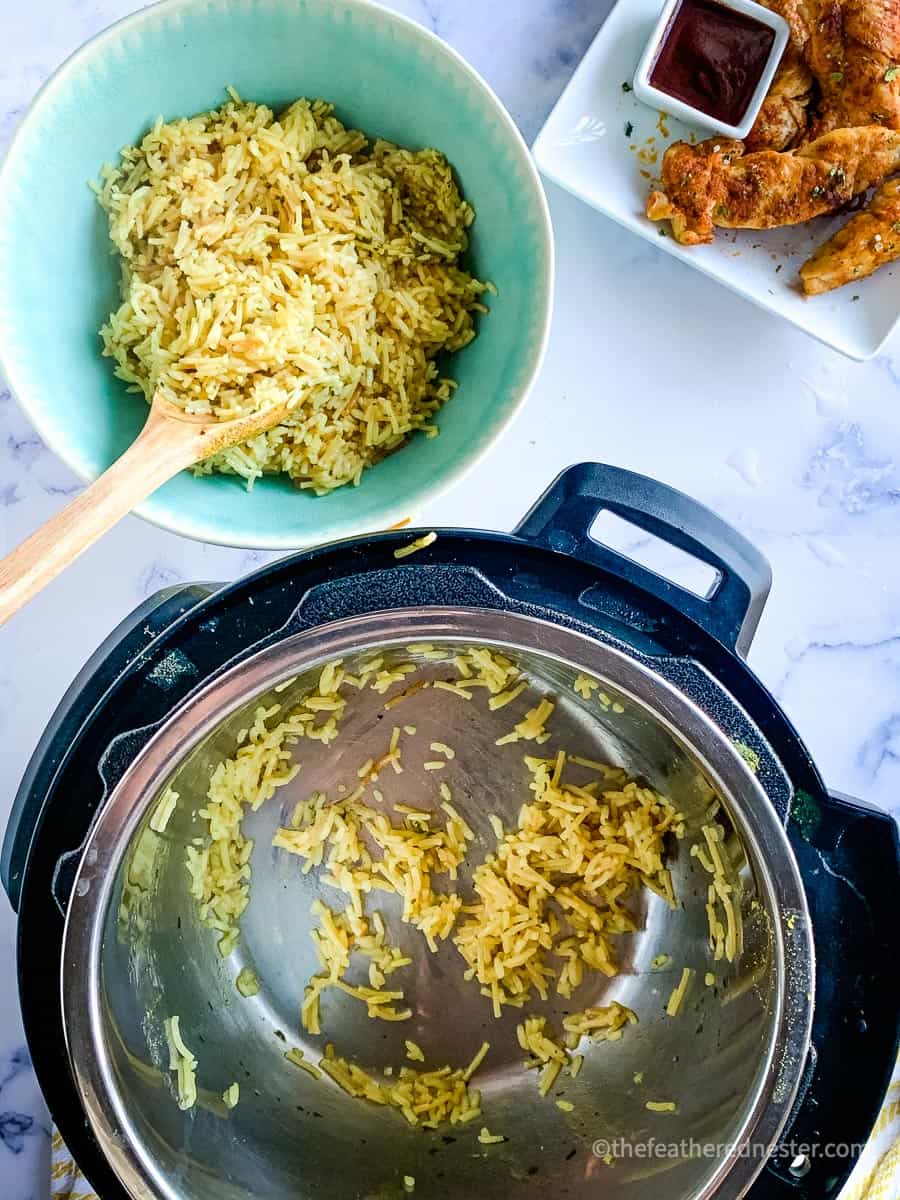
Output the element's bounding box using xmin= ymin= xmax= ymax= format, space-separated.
xmin=649 ymin=0 xmax=776 ymax=127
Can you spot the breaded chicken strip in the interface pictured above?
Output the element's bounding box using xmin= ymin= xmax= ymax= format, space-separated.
xmin=746 ymin=49 xmax=815 ymax=149
xmin=747 ymin=0 xmax=815 ymax=150
xmin=804 ymin=0 xmax=900 ymax=136
xmin=800 ymin=176 xmax=900 ymax=291
xmin=764 ymin=0 xmax=816 ymax=41
xmin=646 ymin=126 xmax=900 ymax=243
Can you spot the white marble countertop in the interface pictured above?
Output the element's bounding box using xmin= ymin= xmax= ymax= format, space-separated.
xmin=2 ymin=1 xmax=900 ymax=1196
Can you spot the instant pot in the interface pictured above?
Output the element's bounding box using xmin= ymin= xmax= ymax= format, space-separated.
xmin=3 ymin=464 xmax=898 ymax=1200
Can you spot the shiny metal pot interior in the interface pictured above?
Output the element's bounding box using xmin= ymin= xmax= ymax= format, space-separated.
xmin=61 ymin=608 xmax=813 ymax=1200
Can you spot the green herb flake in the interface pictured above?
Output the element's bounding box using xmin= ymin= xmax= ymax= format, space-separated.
xmin=885 ymin=65 xmax=900 ymax=82
xmin=810 ymin=185 xmax=826 ymax=199
xmin=657 ymin=227 xmax=667 ymax=237
xmin=714 ymin=203 xmax=730 ymax=219
xmin=624 ymin=121 xmax=634 ymax=137
xmin=830 ymin=71 xmax=844 ymax=83
xmin=791 ymin=790 xmax=823 ymax=840
xmin=733 ymin=740 xmax=761 ymax=774
xmin=892 ymin=221 xmax=900 ymax=234
xmin=622 ymin=81 xmax=633 ymax=93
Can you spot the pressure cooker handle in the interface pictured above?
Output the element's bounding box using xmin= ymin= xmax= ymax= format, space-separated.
xmin=514 ymin=463 xmax=771 ymax=657
xmin=758 ymin=790 xmax=900 ymax=1199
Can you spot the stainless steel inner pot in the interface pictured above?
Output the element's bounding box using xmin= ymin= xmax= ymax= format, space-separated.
xmin=62 ymin=608 xmax=813 ymax=1200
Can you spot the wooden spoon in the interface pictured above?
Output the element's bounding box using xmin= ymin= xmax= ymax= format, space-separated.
xmin=0 ymin=393 xmax=291 ymax=626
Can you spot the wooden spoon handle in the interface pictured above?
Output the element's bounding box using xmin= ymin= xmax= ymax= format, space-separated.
xmin=0 ymin=407 xmax=197 ymax=627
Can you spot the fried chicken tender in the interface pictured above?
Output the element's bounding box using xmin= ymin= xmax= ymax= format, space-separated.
xmin=746 ymin=49 xmax=815 ymax=149
xmin=646 ymin=126 xmax=900 ymax=243
xmin=750 ymin=0 xmax=900 ymax=142
xmin=800 ymin=175 xmax=900 ymax=290
xmin=764 ymin=0 xmax=816 ymax=41
xmin=747 ymin=1 xmax=815 ymax=149
xmin=803 ymin=0 xmax=900 ymax=136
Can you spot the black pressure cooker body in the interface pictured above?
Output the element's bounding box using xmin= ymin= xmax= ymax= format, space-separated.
xmin=5 ymin=464 xmax=898 ymax=1200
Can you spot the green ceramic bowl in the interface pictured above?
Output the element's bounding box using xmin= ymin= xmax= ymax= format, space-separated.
xmin=0 ymin=0 xmax=552 ymax=549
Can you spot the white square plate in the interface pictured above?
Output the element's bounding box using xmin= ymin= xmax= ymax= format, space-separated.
xmin=533 ymin=0 xmax=900 ymax=361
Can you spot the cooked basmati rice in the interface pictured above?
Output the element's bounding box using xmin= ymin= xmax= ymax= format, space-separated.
xmin=562 ymin=1003 xmax=637 ymax=1045
xmin=539 ymin=1059 xmax=562 ymax=1097
xmin=300 ymin=900 xmax=412 ymax=1033
xmin=183 ymin=645 xmax=691 ymax=1130
xmin=488 ymin=681 xmax=527 ymax=711
xmin=149 ymin=787 xmax=179 ymax=833
xmin=317 ymin=1042 xmax=485 ymax=1128
xmin=665 ymin=967 xmax=694 ymax=1017
xmin=478 ymin=1126 xmax=506 ymax=1144
xmin=517 ymin=1009 xmax=629 ymax=1099
xmin=186 ymin=662 xmax=349 ymax=955
xmin=518 ymin=1016 xmax=569 ymax=1068
xmin=164 ymin=1016 xmax=198 ymax=1111
xmin=495 ymin=698 xmax=556 ymax=746
xmin=384 ymin=680 xmax=432 ymax=710
xmin=235 ymin=966 xmax=260 ymax=997
xmin=95 ymin=95 xmax=491 ymax=494
xmin=285 ymin=1047 xmax=323 ymax=1079
xmin=371 ymin=665 xmax=417 ymax=695
xmin=694 ymin=822 xmax=742 ymax=962
xmin=464 ymin=1041 xmax=491 ymax=1081
xmin=275 ymin=778 xmax=472 ymax=955
xmin=454 ymin=754 xmax=683 ymax=1014
xmin=454 ymin=647 xmax=521 ymax=694
xmin=573 ymin=674 xmax=600 ymax=699
xmin=394 ymin=533 xmax=438 ymax=559
xmin=432 ymin=680 xmax=473 ymax=699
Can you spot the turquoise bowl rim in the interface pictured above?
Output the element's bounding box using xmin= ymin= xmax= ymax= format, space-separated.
xmin=0 ymin=0 xmax=554 ymax=550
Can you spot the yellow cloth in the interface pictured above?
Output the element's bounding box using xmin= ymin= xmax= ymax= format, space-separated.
xmin=47 ymin=1057 xmax=900 ymax=1199
xmin=50 ymin=1130 xmax=98 ymax=1200
xmin=841 ymin=1055 xmax=900 ymax=1200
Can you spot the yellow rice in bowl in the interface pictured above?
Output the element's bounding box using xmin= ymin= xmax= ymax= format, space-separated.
xmin=95 ymin=92 xmax=491 ymax=494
